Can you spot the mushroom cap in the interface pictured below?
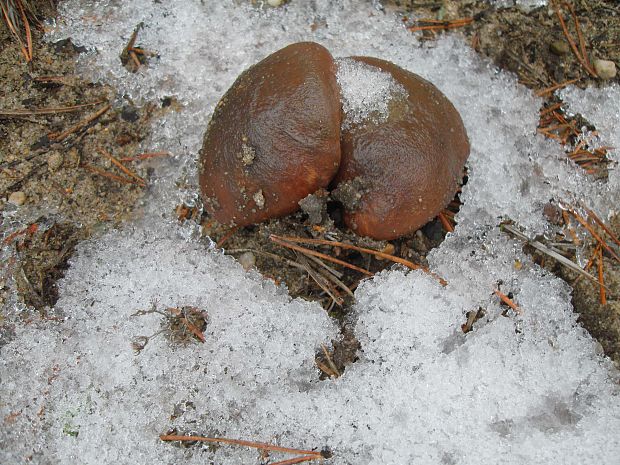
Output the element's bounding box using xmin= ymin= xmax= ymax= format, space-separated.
xmin=199 ymin=42 xmax=342 ymax=227
xmin=333 ymin=56 xmax=470 ymax=240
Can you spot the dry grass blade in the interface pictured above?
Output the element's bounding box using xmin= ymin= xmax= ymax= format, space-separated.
xmin=305 ymin=254 xmax=354 ymax=298
xmin=48 ymin=103 xmax=111 ymax=142
xmin=0 ymin=0 xmax=34 ymax=62
xmin=159 ymin=434 xmax=322 ymax=457
xmin=270 ymin=236 xmax=373 ymax=277
xmin=567 ymin=208 xmax=620 ymax=265
xmin=0 ymin=100 xmax=107 ymax=117
xmin=408 ymin=17 xmax=473 ymax=32
xmin=598 ymin=247 xmax=607 ymax=305
xmin=167 ymin=307 xmax=205 ymax=343
xmin=552 ymin=2 xmax=597 ymax=78
xmin=296 ymin=253 xmax=344 ymax=306
xmin=535 ymin=78 xmax=579 ymax=96
xmin=502 ymin=223 xmax=610 ymax=291
xmin=321 ymin=343 xmax=340 ymax=378
xmin=97 ymin=147 xmax=146 ymax=186
xmin=271 ymin=235 xmax=447 ymax=286
xmin=316 ymin=359 xmax=338 ymax=378
xmin=582 ymin=206 xmax=620 ymax=249
xmin=82 ymin=163 xmax=141 ymax=186
xmin=438 ymin=211 xmax=454 ymax=233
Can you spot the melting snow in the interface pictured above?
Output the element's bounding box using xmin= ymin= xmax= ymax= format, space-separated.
xmin=336 ymin=57 xmax=407 ymax=129
xmin=1 ymin=1 xmax=619 ymax=464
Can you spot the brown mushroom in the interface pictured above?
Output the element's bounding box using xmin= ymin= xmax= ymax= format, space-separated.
xmin=332 ymin=56 xmax=470 ymax=240
xmin=199 ymin=42 xmax=342 ymax=227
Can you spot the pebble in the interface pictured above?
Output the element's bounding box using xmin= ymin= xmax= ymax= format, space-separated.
xmin=47 ymin=151 xmax=64 ymax=172
xmin=8 ymin=191 xmax=26 ymax=206
xmin=549 ymin=40 xmax=569 ymax=56
xmin=238 ymin=251 xmax=256 ymax=271
xmin=267 ymin=0 xmax=284 ymax=6
xmin=593 ymin=59 xmax=617 ymax=80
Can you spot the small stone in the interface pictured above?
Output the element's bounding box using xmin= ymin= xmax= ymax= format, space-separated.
xmin=267 ymin=0 xmax=284 ymax=6
xmin=593 ymin=59 xmax=617 ymax=80
xmin=549 ymin=40 xmax=569 ymax=56
xmin=47 ymin=151 xmax=64 ymax=172
xmin=8 ymin=191 xmax=26 ymax=206
xmin=238 ymin=251 xmax=256 ymax=271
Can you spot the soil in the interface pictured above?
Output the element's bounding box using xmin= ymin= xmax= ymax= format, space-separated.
xmin=1 ymin=1 xmax=619 ymax=371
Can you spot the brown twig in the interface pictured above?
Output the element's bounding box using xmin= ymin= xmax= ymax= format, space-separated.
xmin=552 ymin=2 xmax=597 ymax=78
xmin=316 ymin=360 xmax=338 ymax=378
xmin=321 ymin=343 xmax=341 ymax=378
xmin=217 ymin=226 xmax=239 ymax=247
xmin=271 ymin=235 xmax=447 ymax=286
xmin=81 ymin=163 xmax=140 ymax=186
xmin=438 ymin=211 xmax=454 ymax=233
xmin=535 ymin=78 xmax=579 ymax=97
xmin=597 ymin=247 xmax=607 ymax=305
xmin=568 ymin=208 xmax=620 ymax=264
xmin=167 ymin=307 xmax=206 ymax=343
xmin=583 ymin=207 xmax=620 ymax=249
xmin=97 ymin=147 xmax=146 ymax=186
xmin=0 ymin=101 xmax=106 ymax=117
xmin=408 ymin=17 xmax=473 ymax=32
xmin=159 ymin=434 xmax=322 ymax=458
xmin=270 ymin=236 xmax=374 ymax=277
xmin=494 ymin=289 xmax=522 ymax=315
xmin=48 ymin=103 xmax=111 ymax=142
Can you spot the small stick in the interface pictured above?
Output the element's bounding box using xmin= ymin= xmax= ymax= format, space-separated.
xmin=503 ymin=223 xmax=609 ymax=290
xmin=17 ymin=0 xmax=32 ymax=62
xmin=598 ymin=247 xmax=607 ymax=305
xmin=321 ymin=343 xmax=341 ymax=378
xmin=0 ymin=1 xmax=29 ymax=61
xmin=296 ymin=254 xmax=343 ymax=306
xmin=159 ymin=434 xmax=322 ymax=457
xmin=567 ymin=2 xmax=593 ymax=72
xmin=217 ymin=226 xmax=239 ymax=247
xmin=568 ymin=209 xmax=620 ymax=264
xmin=494 ymin=289 xmax=522 ymax=315
xmin=438 ymin=211 xmax=454 ymax=233
xmin=97 ymin=147 xmax=146 ymax=186
xmin=119 ymin=151 xmax=171 ymax=162
xmin=167 ymin=307 xmax=205 ymax=343
xmin=583 ymin=207 xmax=620 ymax=249
xmin=271 ymin=236 xmax=373 ymax=277
xmin=316 ymin=360 xmax=338 ymax=378
xmin=0 ymin=100 xmax=106 ymax=117
xmin=562 ymin=210 xmax=581 ymax=246
xmin=535 ymin=78 xmax=579 ymax=96
xmin=271 ymin=235 xmax=446 ymax=286
xmin=49 ymin=103 xmax=111 ymax=142
xmin=539 ymin=102 xmax=563 ymax=116
xmin=82 ymin=163 xmax=139 ymax=185
xmin=553 ymin=3 xmax=597 ymax=78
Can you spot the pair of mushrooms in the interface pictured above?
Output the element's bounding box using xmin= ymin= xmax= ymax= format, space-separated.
xmin=199 ymin=42 xmax=469 ymax=241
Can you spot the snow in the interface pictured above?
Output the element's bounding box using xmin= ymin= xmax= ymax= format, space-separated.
xmin=336 ymin=58 xmax=407 ymax=129
xmin=561 ymin=84 xmax=620 ymax=205
xmin=486 ymin=0 xmax=548 ymax=10
xmin=2 ymin=1 xmax=620 ymax=464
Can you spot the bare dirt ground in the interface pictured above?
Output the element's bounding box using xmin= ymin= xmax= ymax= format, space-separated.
xmin=1 ymin=0 xmax=619 ymax=369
